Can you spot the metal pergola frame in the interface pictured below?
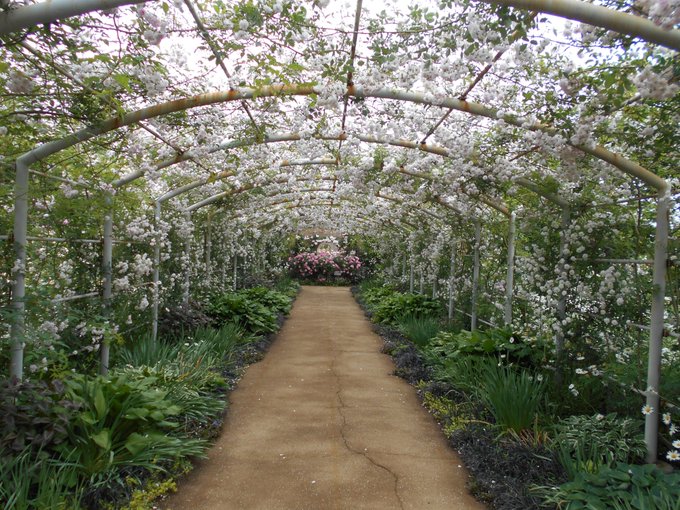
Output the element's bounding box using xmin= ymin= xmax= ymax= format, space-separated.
xmin=2 ymin=1 xmax=674 ymax=463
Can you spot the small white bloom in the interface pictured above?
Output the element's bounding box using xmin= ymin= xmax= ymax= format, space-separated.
xmin=641 ymin=404 xmax=654 ymax=416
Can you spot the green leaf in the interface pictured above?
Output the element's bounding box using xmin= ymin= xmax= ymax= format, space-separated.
xmin=91 ymin=429 xmax=111 ymax=451
xmin=94 ymin=387 xmax=107 ymax=420
xmin=124 ymin=432 xmax=149 ymax=455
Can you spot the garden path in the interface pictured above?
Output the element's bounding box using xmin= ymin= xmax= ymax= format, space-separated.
xmin=162 ymin=286 xmax=484 ymax=510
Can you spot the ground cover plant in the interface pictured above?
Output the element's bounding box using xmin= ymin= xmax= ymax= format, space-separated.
xmin=352 ymin=280 xmax=679 ymax=510
xmin=0 ymin=282 xmax=297 ymax=509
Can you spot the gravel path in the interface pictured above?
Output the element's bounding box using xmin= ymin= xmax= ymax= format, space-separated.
xmin=162 ymin=286 xmax=484 ymax=510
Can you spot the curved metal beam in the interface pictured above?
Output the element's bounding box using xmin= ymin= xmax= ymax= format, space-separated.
xmin=0 ymin=0 xmax=154 ymax=36
xmin=156 ymin=158 xmax=336 ymax=203
xmin=477 ymin=0 xmax=680 ymax=51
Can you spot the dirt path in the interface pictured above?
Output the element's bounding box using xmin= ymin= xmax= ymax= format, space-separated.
xmin=162 ymin=286 xmax=484 ymax=510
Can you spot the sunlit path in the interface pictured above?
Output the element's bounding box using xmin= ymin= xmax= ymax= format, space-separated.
xmin=162 ymin=286 xmax=484 ymax=510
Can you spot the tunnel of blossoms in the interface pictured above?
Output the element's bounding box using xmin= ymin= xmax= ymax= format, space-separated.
xmin=0 ymin=0 xmax=679 ymax=508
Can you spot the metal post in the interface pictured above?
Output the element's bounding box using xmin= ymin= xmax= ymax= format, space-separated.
xmin=205 ymin=214 xmax=212 ymax=284
xmin=448 ymin=242 xmax=456 ymax=321
xmin=419 ymin=269 xmax=424 ymax=294
xmin=504 ymin=211 xmax=516 ymax=325
xmin=470 ymin=220 xmax=482 ymax=331
xmin=644 ymin=186 xmax=671 ymax=463
xmin=232 ymin=253 xmax=238 ymax=291
xmin=183 ymin=212 xmax=191 ymax=305
xmin=432 ymin=275 xmax=437 ymax=299
xmin=151 ymin=201 xmax=161 ymax=342
xmin=100 ymin=193 xmax=113 ymax=376
xmin=555 ymin=206 xmax=571 ymax=382
xmin=9 ymin=158 xmax=30 ymax=381
xmin=409 ymin=252 xmax=414 ymax=293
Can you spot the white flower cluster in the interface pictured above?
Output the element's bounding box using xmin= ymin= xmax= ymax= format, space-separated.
xmin=6 ymin=69 xmax=35 ymax=94
xmin=138 ymin=7 xmax=168 ymax=45
xmin=60 ymin=182 xmax=79 ymax=198
xmin=637 ymin=0 xmax=680 ymax=29
xmin=632 ymin=66 xmax=679 ymax=100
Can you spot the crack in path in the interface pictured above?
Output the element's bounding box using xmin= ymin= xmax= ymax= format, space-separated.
xmin=330 ymin=353 xmax=406 ymax=510
xmin=162 ymin=286 xmax=484 ymax=510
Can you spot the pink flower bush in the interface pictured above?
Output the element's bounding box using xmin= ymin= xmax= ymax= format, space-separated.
xmin=288 ymin=251 xmax=362 ymax=282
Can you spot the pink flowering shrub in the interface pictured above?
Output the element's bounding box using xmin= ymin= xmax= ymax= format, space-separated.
xmin=288 ymin=251 xmax=363 ymax=282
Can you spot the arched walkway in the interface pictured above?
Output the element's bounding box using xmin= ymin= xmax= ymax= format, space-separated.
xmin=162 ymin=286 xmax=483 ymax=510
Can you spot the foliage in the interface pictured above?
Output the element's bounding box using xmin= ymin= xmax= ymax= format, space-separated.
xmin=539 ymin=463 xmax=680 ymax=510
xmin=288 ymin=251 xmax=363 ymax=283
xmin=475 ymin=360 xmax=546 ymax=434
xmin=62 ymin=372 xmax=207 ymax=479
xmin=238 ymin=286 xmax=293 ymax=315
xmin=397 ymin=314 xmax=440 ymax=347
xmin=553 ymin=413 xmax=647 ymax=479
xmin=208 ymin=292 xmax=279 ymax=334
xmin=0 ymin=378 xmax=79 ymax=455
xmin=0 ymin=447 xmax=88 ymax=510
xmin=157 ymin=301 xmax=213 ymax=340
xmin=372 ymin=292 xmax=442 ymax=325
xmin=429 ymin=327 xmax=549 ymax=369
xmin=360 ymin=285 xmax=398 ymax=309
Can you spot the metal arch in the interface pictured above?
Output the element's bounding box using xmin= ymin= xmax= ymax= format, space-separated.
xmin=0 ymin=0 xmax=154 ymax=35
xmin=9 ymin=83 xmax=669 ymax=381
xmin=184 ymin=171 xmax=460 ymax=228
xmin=209 ymin=190 xmax=439 ymax=232
xmin=158 ymin=154 xmax=481 ymax=221
xmin=2 ymin=0 xmax=678 ymax=50
xmin=74 ymin=85 xmax=667 ymax=193
xmin=155 ymin=158 xmax=337 ymax=204
xmin=125 ymin=131 xmax=511 ymax=216
xmin=221 ymin=203 xmax=416 ymax=237
xmin=476 ymin=0 xmax=680 ymax=52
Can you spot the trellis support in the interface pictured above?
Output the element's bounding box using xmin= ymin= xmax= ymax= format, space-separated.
xmin=555 ymin=206 xmax=571 ymax=384
xmin=504 ymin=212 xmax=516 ymax=325
xmin=205 ymin=214 xmax=212 ymax=283
xmin=432 ymin=276 xmax=437 ymax=299
xmin=409 ymin=252 xmax=415 ymax=293
xmin=470 ymin=220 xmax=482 ymax=331
xmin=100 ymin=193 xmax=113 ymax=376
xmin=644 ymin=186 xmax=671 ymax=463
xmin=232 ymin=253 xmax=238 ymax=291
xmin=151 ymin=201 xmax=161 ymax=342
xmin=419 ymin=269 xmax=424 ymax=294
xmin=182 ymin=212 xmax=192 ymax=306
xmin=448 ymin=242 xmax=456 ymax=321
xmin=9 ymin=159 xmax=30 ymax=381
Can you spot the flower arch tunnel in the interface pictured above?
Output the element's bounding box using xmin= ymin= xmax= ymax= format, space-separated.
xmin=1 ymin=0 xmax=677 ymax=464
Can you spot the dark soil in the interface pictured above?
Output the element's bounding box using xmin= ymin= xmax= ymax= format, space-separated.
xmin=351 ymin=286 xmax=565 ymax=510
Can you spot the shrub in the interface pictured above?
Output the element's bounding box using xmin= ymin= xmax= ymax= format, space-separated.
xmin=539 ymin=462 xmax=680 ymax=510
xmin=0 ymin=378 xmax=79 ymax=456
xmin=62 ymin=372 xmax=207 ymax=479
xmin=157 ymin=301 xmax=212 ymax=339
xmin=208 ymin=293 xmax=279 ymax=334
xmin=0 ymin=447 xmax=88 ymax=510
xmin=553 ymin=413 xmax=646 ymax=479
xmin=397 ymin=314 xmax=440 ymax=347
xmin=428 ymin=327 xmax=549 ymax=369
xmin=238 ymin=286 xmax=293 ymax=315
xmin=287 ymin=251 xmax=362 ymax=282
xmin=372 ymin=292 xmax=442 ymax=325
xmin=476 ymin=361 xmax=546 ymax=434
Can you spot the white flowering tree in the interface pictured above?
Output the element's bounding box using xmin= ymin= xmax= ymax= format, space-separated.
xmin=0 ymin=0 xmax=677 ymax=461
